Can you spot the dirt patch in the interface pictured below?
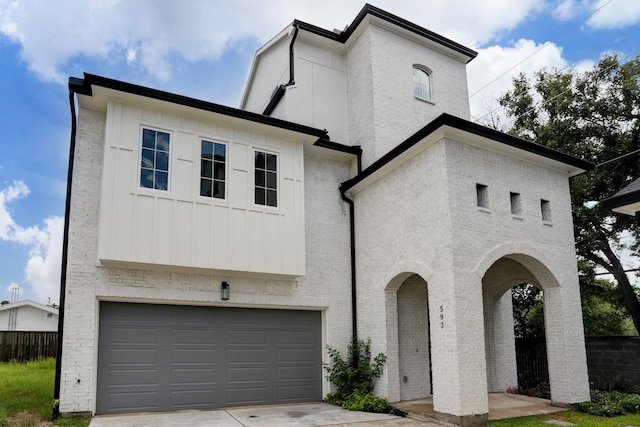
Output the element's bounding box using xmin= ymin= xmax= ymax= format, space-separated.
xmin=3 ymin=411 xmax=51 ymax=427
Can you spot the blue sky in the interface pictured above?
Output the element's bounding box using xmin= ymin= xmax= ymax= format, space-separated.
xmin=0 ymin=0 xmax=639 ymax=304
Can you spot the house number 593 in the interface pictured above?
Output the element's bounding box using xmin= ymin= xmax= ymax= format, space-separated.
xmin=440 ymin=305 xmax=444 ymax=328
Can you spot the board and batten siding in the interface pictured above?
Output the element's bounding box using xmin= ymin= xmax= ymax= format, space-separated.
xmin=97 ymin=101 xmax=305 ymax=277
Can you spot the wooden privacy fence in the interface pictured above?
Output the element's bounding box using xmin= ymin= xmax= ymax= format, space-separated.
xmin=0 ymin=331 xmax=58 ymax=362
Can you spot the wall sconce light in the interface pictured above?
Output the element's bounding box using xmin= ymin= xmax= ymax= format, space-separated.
xmin=221 ymin=281 xmax=230 ymax=301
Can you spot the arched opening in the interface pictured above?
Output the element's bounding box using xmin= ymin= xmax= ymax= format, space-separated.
xmin=396 ymin=274 xmax=432 ymax=401
xmin=482 ymin=256 xmax=554 ymax=396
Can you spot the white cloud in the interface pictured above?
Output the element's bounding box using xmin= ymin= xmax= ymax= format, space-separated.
xmin=588 ymin=0 xmax=640 ymax=29
xmin=553 ymin=0 xmax=586 ymax=21
xmin=468 ymin=39 xmax=569 ymax=127
xmin=0 ymin=181 xmax=62 ymax=304
xmin=0 ymin=0 xmax=542 ymax=83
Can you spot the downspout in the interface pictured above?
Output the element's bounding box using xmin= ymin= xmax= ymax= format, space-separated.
xmin=341 ymin=151 xmax=362 ymax=340
xmin=262 ymin=23 xmax=299 ymax=116
xmin=52 ymin=87 xmax=77 ymax=420
xmin=340 ymin=189 xmax=358 ymax=340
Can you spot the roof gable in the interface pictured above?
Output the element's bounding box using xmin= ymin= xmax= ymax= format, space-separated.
xmin=341 ymin=113 xmax=594 ymax=194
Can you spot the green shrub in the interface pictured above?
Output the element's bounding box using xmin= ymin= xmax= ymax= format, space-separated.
xmin=622 ymin=393 xmax=640 ymax=413
xmin=323 ymin=337 xmax=387 ymax=401
xmin=323 ymin=337 xmax=388 ymax=412
xmin=340 ymin=390 xmax=391 ymax=413
xmin=579 ymin=390 xmax=640 ymax=417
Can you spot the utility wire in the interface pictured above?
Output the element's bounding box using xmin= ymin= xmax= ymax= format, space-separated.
xmin=475 ymin=48 xmax=640 ymax=129
xmin=469 ymin=0 xmax=616 ymax=99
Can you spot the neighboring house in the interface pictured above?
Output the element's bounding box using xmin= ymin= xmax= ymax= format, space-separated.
xmin=601 ymin=177 xmax=640 ymax=215
xmin=56 ymin=5 xmax=592 ymax=425
xmin=0 ymin=300 xmax=58 ymax=332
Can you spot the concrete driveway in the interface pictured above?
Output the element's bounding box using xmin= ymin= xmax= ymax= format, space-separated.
xmin=88 ymin=403 xmax=440 ymax=426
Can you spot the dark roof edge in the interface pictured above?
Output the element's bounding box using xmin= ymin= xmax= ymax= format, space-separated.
xmin=601 ymin=189 xmax=640 ymax=211
xmin=340 ymin=113 xmax=595 ymax=192
xmin=294 ymin=3 xmax=477 ymax=62
xmin=314 ymin=139 xmax=362 ymax=155
xmin=70 ymin=73 xmax=329 ymax=139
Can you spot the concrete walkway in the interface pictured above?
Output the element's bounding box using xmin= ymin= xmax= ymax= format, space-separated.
xmin=89 ymin=394 xmax=566 ymax=426
xmin=89 ymin=403 xmax=440 ymax=427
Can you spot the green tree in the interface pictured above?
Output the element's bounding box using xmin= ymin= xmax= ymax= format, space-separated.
xmin=512 ymin=283 xmax=544 ymax=338
xmin=499 ymin=54 xmax=640 ymax=334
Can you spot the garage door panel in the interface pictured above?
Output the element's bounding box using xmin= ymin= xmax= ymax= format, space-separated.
xmin=170 ymin=368 xmax=216 ymax=384
xmin=227 ymin=387 xmax=267 ymax=405
xmin=227 ymin=329 xmax=267 ymax=344
xmin=108 ymin=348 xmax=159 ymax=364
xmin=109 ymin=369 xmax=159 ymax=386
xmin=278 ymin=330 xmax=316 ymax=345
xmin=107 ymin=391 xmax=158 ymax=412
xmin=170 ymin=306 xmax=215 ymax=324
xmin=278 ymin=384 xmax=316 ymax=401
xmin=278 ymin=365 xmax=315 ymax=381
xmin=97 ymin=302 xmax=321 ymax=414
xmin=227 ymin=367 xmax=267 ymax=382
xmin=227 ymin=348 xmax=267 ymax=363
xmin=171 ymin=329 xmax=215 ymax=345
xmin=278 ymin=348 xmax=314 ymax=362
xmin=107 ymin=327 xmax=159 ymax=344
xmin=171 ymin=348 xmax=215 ymax=363
xmin=170 ymin=389 xmax=215 ymax=407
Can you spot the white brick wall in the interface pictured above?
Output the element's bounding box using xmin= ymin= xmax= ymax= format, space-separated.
xmin=59 ymin=106 xmax=355 ymax=414
xmin=350 ymin=136 xmax=589 ymax=417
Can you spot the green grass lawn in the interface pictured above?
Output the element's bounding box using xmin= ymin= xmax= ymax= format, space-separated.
xmin=2 ymin=359 xmax=639 ymax=426
xmin=489 ymin=410 xmax=640 ymax=426
xmin=0 ymin=359 xmax=89 ymax=427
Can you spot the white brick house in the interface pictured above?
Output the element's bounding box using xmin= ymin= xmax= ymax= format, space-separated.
xmin=55 ymin=5 xmax=591 ymax=425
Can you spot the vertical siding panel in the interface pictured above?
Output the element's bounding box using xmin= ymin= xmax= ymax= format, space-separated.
xmin=229 ymin=208 xmax=247 ymax=271
xmin=134 ymin=195 xmax=156 ymax=263
xmin=247 ymin=210 xmax=264 ymax=272
xmin=173 ymin=201 xmax=194 ymax=265
xmin=212 ymin=205 xmax=229 ymax=269
xmin=155 ymin=198 xmax=174 ymax=264
xmin=192 ymin=203 xmax=211 ymax=267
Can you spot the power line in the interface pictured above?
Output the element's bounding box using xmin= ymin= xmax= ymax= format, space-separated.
xmin=469 ymin=0 xmax=616 ymax=99
xmin=474 ymin=48 xmax=640 ymax=128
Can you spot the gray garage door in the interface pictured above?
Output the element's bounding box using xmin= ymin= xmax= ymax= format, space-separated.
xmin=97 ymin=302 xmax=322 ymax=414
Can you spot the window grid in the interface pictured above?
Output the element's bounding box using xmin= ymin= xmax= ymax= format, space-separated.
xmin=200 ymin=140 xmax=226 ymax=199
xmin=255 ymin=151 xmax=277 ymax=207
xmin=412 ymin=66 xmax=431 ymax=101
xmin=140 ymin=128 xmax=170 ymax=191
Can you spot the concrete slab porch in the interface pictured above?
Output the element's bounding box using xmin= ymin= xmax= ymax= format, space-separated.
xmin=392 ymin=392 xmax=567 ymax=422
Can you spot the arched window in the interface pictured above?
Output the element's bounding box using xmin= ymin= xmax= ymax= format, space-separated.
xmin=412 ymin=65 xmax=432 ymax=101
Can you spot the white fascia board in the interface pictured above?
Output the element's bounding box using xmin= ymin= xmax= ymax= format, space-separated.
xmin=239 ymin=25 xmax=293 ymax=109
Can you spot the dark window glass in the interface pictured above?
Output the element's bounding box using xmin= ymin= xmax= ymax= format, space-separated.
xmin=140 ymin=129 xmax=170 ymax=190
xmin=201 ymin=159 xmax=213 ymax=178
xmin=255 ymin=187 xmax=265 ymax=205
xmin=201 ymin=140 xmax=213 ymax=159
xmin=200 ymin=140 xmax=226 ymax=199
xmin=254 ymin=150 xmax=277 ymax=207
xmin=266 ymin=190 xmax=277 ymax=207
xmin=255 ymin=152 xmax=265 ymax=169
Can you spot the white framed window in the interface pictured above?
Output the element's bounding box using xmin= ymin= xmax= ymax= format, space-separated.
xmin=200 ymin=139 xmax=227 ymax=199
xmin=254 ymin=150 xmax=278 ymax=207
xmin=412 ymin=65 xmax=432 ymax=101
xmin=140 ymin=128 xmax=170 ymax=191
